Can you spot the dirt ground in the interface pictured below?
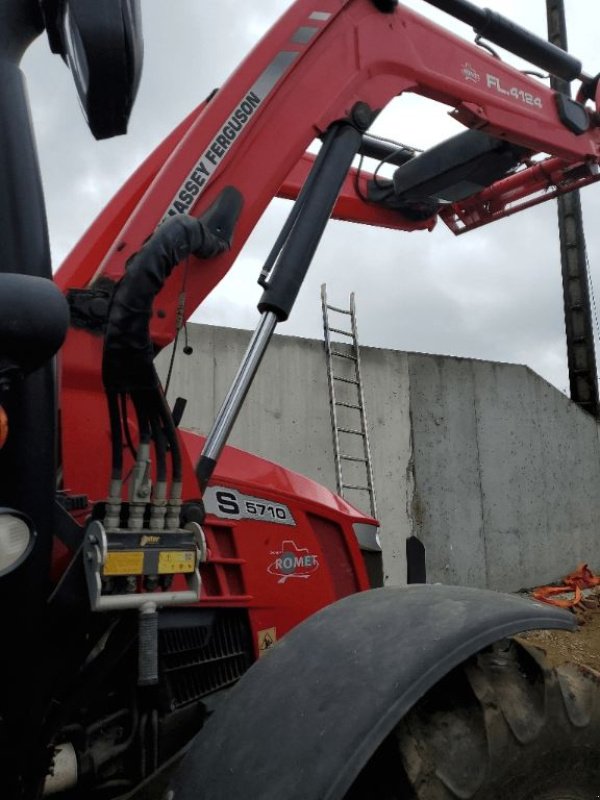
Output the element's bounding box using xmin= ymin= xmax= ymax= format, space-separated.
xmin=517 ymin=588 xmax=600 ymax=673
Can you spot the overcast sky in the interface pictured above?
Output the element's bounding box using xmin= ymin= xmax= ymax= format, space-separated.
xmin=21 ymin=0 xmax=600 ymax=396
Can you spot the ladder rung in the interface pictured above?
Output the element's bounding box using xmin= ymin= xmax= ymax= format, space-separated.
xmin=342 ymin=484 xmax=370 ymax=491
xmin=326 ymin=304 xmax=351 ymax=315
xmin=329 ymin=327 xmax=353 ymax=337
xmin=335 ymin=401 xmax=361 ymax=409
xmin=330 ymin=350 xmax=357 ymax=361
xmin=333 ymin=375 xmax=358 ymax=384
xmin=337 ymin=426 xmax=364 ymax=436
xmin=341 ymin=455 xmax=367 ymax=462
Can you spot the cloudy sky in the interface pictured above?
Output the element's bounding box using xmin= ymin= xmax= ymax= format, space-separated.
xmin=21 ymin=0 xmax=600 ymax=396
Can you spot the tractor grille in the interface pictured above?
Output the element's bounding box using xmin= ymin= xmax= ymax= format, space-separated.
xmin=158 ymin=609 xmax=252 ymax=711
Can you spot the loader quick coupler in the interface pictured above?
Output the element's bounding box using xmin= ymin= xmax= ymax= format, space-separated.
xmin=83 ymin=515 xmax=206 ymax=610
xmin=83 ymin=513 xmax=207 ymax=686
xmin=89 ymin=187 xmax=243 ymax=686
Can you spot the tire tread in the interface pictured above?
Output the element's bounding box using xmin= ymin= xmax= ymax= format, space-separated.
xmin=393 ymin=638 xmax=600 ymax=799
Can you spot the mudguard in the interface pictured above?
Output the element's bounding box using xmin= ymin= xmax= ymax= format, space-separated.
xmin=170 ymin=585 xmax=574 ymax=800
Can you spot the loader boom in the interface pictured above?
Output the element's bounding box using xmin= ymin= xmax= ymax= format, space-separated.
xmin=56 ymin=0 xmax=600 ymax=503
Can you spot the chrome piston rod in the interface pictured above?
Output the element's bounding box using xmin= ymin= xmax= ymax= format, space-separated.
xmin=196 ymin=310 xmax=278 ymax=489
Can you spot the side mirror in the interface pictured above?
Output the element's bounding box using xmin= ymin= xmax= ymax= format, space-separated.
xmin=0 ymin=274 xmax=69 ymax=385
xmin=40 ymin=0 xmax=144 ymax=139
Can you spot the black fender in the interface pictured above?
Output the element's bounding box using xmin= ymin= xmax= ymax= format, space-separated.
xmin=170 ymin=585 xmax=574 ymax=800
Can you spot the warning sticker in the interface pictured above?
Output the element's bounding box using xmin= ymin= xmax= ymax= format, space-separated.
xmin=104 ymin=551 xmax=144 ymax=576
xmin=158 ymin=551 xmax=196 ymax=575
xmin=257 ymin=627 xmax=277 ymax=657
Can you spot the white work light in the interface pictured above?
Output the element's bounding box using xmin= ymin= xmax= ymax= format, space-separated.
xmin=0 ymin=509 xmax=35 ymax=577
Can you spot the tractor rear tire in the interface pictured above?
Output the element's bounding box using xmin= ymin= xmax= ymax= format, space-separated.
xmin=346 ymin=638 xmax=600 ymax=799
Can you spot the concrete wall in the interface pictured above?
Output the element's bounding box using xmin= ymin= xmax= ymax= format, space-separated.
xmin=408 ymin=354 xmax=600 ymax=590
xmin=156 ymin=323 xmax=600 ymax=591
xmin=156 ymin=324 xmax=412 ymax=585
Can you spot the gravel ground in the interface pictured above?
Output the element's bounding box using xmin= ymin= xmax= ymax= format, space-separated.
xmin=517 ymin=587 xmax=600 ymax=673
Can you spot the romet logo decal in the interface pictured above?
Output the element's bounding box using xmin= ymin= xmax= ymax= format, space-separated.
xmin=267 ymin=540 xmax=319 ymax=584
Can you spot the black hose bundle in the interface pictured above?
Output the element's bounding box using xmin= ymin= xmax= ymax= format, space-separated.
xmin=102 ymin=187 xmax=243 ymax=486
xmin=103 ymin=214 xmax=228 ymax=394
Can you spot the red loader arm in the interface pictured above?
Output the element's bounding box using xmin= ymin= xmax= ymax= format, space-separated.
xmin=56 ymin=0 xmax=600 ymax=341
xmin=56 ymin=0 xmax=600 ymax=501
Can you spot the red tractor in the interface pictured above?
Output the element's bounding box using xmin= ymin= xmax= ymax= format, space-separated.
xmin=1 ymin=0 xmax=600 ymax=797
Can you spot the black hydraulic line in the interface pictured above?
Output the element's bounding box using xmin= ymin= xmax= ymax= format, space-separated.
xmin=107 ymin=392 xmax=124 ymax=480
xmin=131 ymin=391 xmax=152 ymax=445
xmin=120 ymin=392 xmax=138 ymax=459
xmin=359 ymin=134 xmax=415 ymax=168
xmin=102 ymin=195 xmax=244 ymax=492
xmin=421 ymin=0 xmax=582 ymax=81
xmin=102 ymin=204 xmax=237 ymax=395
xmin=157 ymin=387 xmax=182 ymax=482
xmin=149 ymin=413 xmax=167 ymax=483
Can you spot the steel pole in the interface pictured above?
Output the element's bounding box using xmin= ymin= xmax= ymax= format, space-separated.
xmin=546 ymin=0 xmax=599 ymax=417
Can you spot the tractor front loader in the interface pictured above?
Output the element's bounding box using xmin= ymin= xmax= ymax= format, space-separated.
xmin=0 ymin=1 xmax=599 ymax=798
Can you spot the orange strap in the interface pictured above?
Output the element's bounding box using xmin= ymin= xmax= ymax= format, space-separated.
xmin=532 ymin=563 xmax=598 ymax=608
xmin=532 ymin=584 xmax=582 ymax=608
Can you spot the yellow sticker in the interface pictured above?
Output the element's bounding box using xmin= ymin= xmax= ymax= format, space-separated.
xmin=158 ymin=551 xmax=196 ymax=575
xmin=104 ymin=551 xmax=144 ymax=576
xmin=257 ymin=627 xmax=277 ymax=657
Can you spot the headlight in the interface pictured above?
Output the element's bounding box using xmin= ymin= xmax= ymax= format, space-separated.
xmin=0 ymin=509 xmax=35 ymax=577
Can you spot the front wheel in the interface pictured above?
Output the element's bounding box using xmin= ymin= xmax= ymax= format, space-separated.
xmin=347 ymin=638 xmax=600 ymax=799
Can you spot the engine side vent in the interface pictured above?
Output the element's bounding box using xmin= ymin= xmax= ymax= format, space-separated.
xmin=158 ymin=609 xmax=252 ymax=711
xmin=307 ymin=513 xmax=361 ymax=598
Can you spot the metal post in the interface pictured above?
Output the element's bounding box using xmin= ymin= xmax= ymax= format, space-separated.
xmin=546 ymin=0 xmax=599 ymax=416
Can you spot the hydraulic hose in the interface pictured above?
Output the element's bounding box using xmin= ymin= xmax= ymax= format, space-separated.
xmin=103 ymin=213 xmax=229 ymax=394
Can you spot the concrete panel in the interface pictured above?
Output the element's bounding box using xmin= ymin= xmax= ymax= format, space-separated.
xmin=355 ymin=345 xmax=411 ymax=585
xmin=474 ymin=364 xmax=600 ymax=590
xmin=407 ymin=355 xmax=487 ymax=587
xmin=156 ymin=324 xmax=412 ymax=585
xmin=157 ymin=324 xmax=337 ymax=489
xmin=408 ymin=355 xmax=600 ymax=590
xmin=158 ymin=323 xmax=600 ymax=592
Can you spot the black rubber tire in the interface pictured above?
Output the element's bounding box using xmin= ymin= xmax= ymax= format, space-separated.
xmin=346 ymin=638 xmax=600 ymax=799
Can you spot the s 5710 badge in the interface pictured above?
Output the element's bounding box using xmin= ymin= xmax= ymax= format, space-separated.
xmin=203 ymin=486 xmax=296 ymax=526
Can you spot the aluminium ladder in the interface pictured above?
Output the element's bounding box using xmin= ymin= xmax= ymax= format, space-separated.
xmin=321 ymin=284 xmax=377 ymax=519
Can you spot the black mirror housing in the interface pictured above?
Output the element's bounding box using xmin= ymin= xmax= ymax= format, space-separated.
xmin=40 ymin=0 xmax=143 ymax=139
